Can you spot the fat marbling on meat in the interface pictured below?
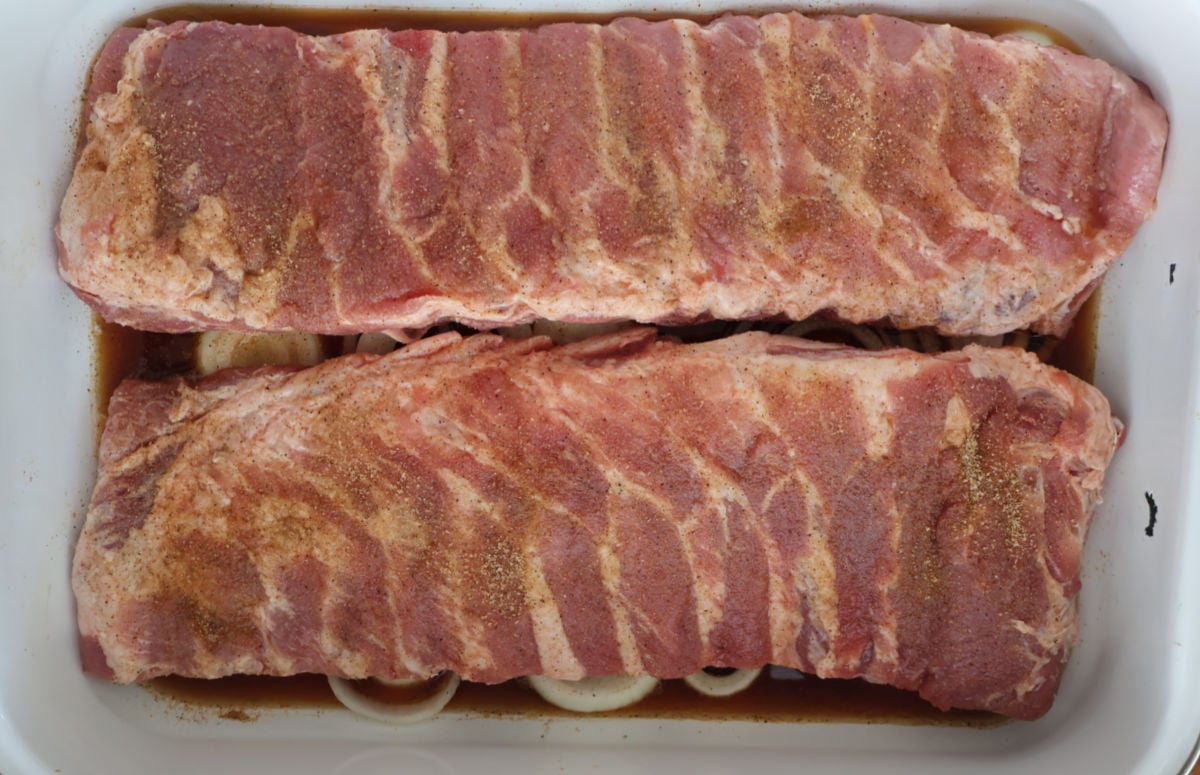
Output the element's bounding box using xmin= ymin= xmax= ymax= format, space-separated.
xmin=56 ymin=14 xmax=1167 ymax=337
xmin=72 ymin=329 xmax=1122 ymax=720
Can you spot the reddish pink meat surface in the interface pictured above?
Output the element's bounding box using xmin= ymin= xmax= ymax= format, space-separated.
xmin=72 ymin=330 xmax=1122 ymax=719
xmin=57 ymin=15 xmax=1165 ymax=337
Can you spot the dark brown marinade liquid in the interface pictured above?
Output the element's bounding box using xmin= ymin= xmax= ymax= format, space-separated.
xmin=90 ymin=7 xmax=1091 ymax=725
xmin=152 ymin=668 xmax=1003 ymax=727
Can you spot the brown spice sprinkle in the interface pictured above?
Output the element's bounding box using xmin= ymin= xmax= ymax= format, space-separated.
xmin=462 ymin=536 xmax=528 ymax=624
xmin=958 ymin=427 xmax=1031 ymax=555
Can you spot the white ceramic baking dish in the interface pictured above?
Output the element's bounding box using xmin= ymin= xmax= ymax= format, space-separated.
xmin=3 ymin=0 xmax=1199 ymax=772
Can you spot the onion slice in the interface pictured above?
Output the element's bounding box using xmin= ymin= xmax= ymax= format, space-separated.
xmin=195 ymin=331 xmax=325 ymax=376
xmin=778 ymin=320 xmax=885 ymax=350
xmin=530 ymin=320 xmax=633 ymax=345
xmin=527 ymin=674 xmax=659 ymax=713
xmin=328 ymin=672 xmax=460 ymax=724
xmin=683 ymin=667 xmax=762 ymax=698
xmin=355 ymin=332 xmax=399 ymax=355
xmin=1009 ymin=28 xmax=1055 ymax=46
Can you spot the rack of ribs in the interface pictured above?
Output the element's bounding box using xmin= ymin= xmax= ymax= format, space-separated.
xmin=72 ymin=329 xmax=1122 ymax=720
xmin=56 ymin=13 xmax=1167 ymax=337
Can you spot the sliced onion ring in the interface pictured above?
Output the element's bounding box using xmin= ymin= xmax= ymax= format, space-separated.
xmin=328 ymin=672 xmax=460 ymax=724
xmin=195 ymin=331 xmax=325 ymax=375
xmin=527 ymin=674 xmax=659 ymax=713
xmin=1008 ymin=28 xmax=1055 ymax=46
xmin=372 ymin=676 xmax=428 ymax=688
xmin=530 ymin=319 xmax=633 ymax=345
xmin=683 ymin=667 xmax=762 ymax=698
xmin=355 ymin=332 xmax=400 ymax=355
xmin=778 ymin=320 xmax=885 ymax=350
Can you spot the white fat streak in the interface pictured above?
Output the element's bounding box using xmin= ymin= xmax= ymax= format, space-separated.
xmin=437 ymin=468 xmax=548 ymax=674
xmin=207 ymin=377 xmax=427 ymax=676
xmin=785 ymin=93 xmax=921 ymax=297
xmin=936 ymin=38 xmax=1039 ymax=256
xmin=745 ymin=17 xmax=793 ymax=298
xmin=754 ymin=476 xmax=806 ymax=664
xmin=69 ymin=30 xmax=230 ymax=320
xmin=822 ymin=18 xmax=878 ymax=173
xmin=462 ymin=32 xmax=537 ymax=292
xmin=797 ymin=479 xmax=840 ymax=673
xmin=587 ymin=25 xmax=636 ymax=209
xmin=597 ymin=536 xmax=647 ymax=675
xmin=522 ymin=551 xmax=587 ymax=678
xmin=673 ymin=24 xmax=724 ymax=220
xmin=728 ymin=371 xmax=841 ymax=666
xmin=595 ymin=472 xmax=687 ymax=667
xmin=343 ymin=33 xmax=441 ymax=304
xmin=126 ymin=399 xmax=389 ymax=676
xmin=1006 ymin=464 xmax=1075 ymax=704
xmin=419 ymin=35 xmax=452 ymax=177
xmin=579 ymin=25 xmax=678 ymax=300
xmin=673 ymin=512 xmax=727 ymax=651
xmin=872 ymin=502 xmax=904 ymax=669
xmin=557 ymin=361 xmax=775 ymax=660
xmin=555 ymin=27 xmax=650 ymax=300
xmin=1006 ymin=640 xmax=1053 ymax=703
xmin=522 ymin=370 xmax=673 ymax=674
xmin=1010 ymin=593 xmax=1076 ymax=674
xmin=915 ymin=30 xmax=1035 ymax=258
xmin=856 ymin=21 xmax=951 ymax=284
xmin=974 ymin=96 xmax=1044 ymax=252
xmin=910 ymin=31 xmax=955 ymax=167
xmin=611 ymin=22 xmax=712 ymax=304
xmin=677 ymin=449 xmax=740 ymax=650
xmin=253 ymin=549 xmax=300 ymax=675
xmin=753 ymin=21 xmax=786 ymax=211
xmin=609 ymin=24 xmax=693 ymax=256
xmin=530 ymin=30 xmax=603 ymax=240
xmin=722 ymin=372 xmax=809 ymax=665
xmin=829 ymin=355 xmax=925 ymax=459
xmin=498 ymin=30 xmax=561 ymax=293
xmin=871 ymin=20 xmax=1035 ymax=279
xmin=268 ymin=433 xmax=418 ymax=676
xmin=761 ymin=354 xmax=927 ymax=671
xmin=407 ymin=402 xmax=607 ymax=674
xmin=942 ymin=395 xmax=973 ymax=449
xmin=849 ymin=375 xmax=897 ymax=460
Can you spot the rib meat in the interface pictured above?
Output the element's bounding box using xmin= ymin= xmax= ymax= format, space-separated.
xmin=56 ymin=14 xmax=1167 ymax=337
xmin=72 ymin=329 xmax=1122 ymax=719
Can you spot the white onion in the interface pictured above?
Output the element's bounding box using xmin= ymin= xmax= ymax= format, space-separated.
xmin=194 ymin=331 xmax=325 ymax=375
xmin=328 ymin=672 xmax=460 ymax=724
xmin=530 ymin=319 xmax=633 ymax=345
xmin=1008 ymin=28 xmax=1055 ymax=46
xmin=380 ymin=327 xmax=430 ymax=344
xmin=683 ymin=667 xmax=762 ymax=698
xmin=527 ymin=674 xmax=659 ymax=713
xmin=372 ymin=676 xmax=427 ymax=688
xmin=778 ymin=320 xmax=885 ymax=350
xmin=355 ymin=332 xmax=399 ymax=355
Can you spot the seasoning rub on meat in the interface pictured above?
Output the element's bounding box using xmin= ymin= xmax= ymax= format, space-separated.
xmin=72 ymin=329 xmax=1122 ymax=720
xmin=56 ymin=13 xmax=1167 ymax=337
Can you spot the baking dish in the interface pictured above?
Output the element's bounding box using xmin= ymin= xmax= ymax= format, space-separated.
xmin=2 ymin=0 xmax=1199 ymax=772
